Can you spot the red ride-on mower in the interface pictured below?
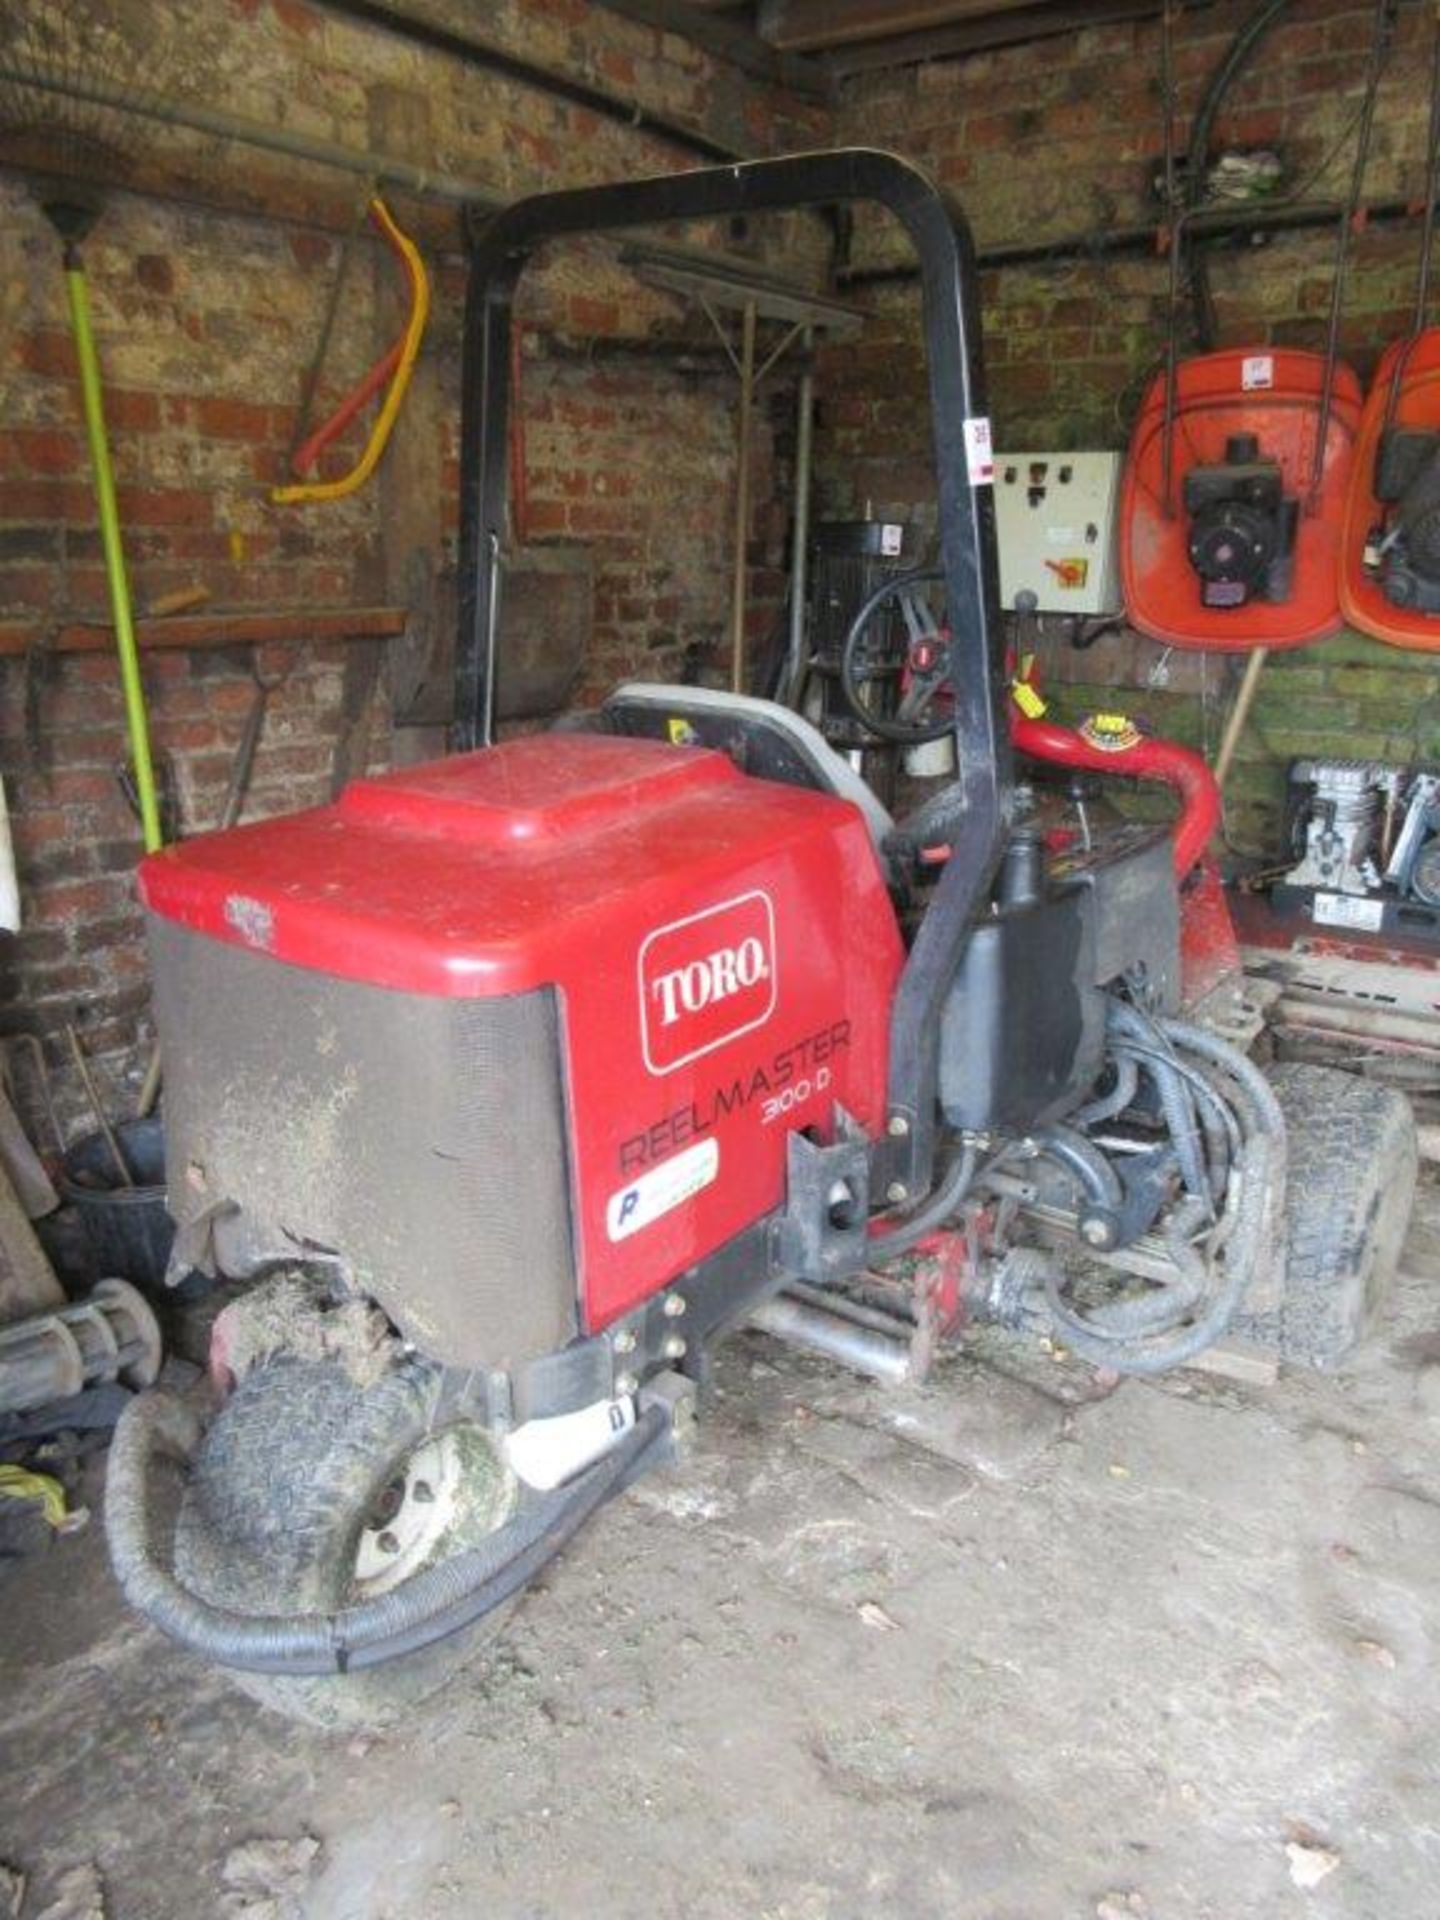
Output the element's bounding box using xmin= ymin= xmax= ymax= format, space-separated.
xmin=105 ymin=151 xmax=1418 ymax=1727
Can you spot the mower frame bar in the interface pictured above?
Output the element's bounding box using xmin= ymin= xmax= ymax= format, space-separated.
xmin=457 ymin=146 xmax=1012 ymax=1193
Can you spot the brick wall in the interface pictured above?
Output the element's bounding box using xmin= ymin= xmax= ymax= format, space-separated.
xmin=10 ymin=0 xmax=1440 ymax=1143
xmin=820 ymin=0 xmax=1440 ymax=850
xmin=0 ymin=0 xmax=824 ymax=1129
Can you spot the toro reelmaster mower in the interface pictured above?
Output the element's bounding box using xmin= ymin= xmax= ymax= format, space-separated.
xmin=105 ymin=151 xmax=1418 ymax=1727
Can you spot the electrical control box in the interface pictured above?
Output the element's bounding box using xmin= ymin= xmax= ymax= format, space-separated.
xmin=993 ymin=451 xmax=1124 ymax=616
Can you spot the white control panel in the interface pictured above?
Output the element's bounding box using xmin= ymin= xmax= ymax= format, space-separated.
xmin=992 ymin=451 xmax=1124 ymax=616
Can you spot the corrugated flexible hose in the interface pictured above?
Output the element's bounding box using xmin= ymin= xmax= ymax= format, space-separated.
xmin=105 ymin=1392 xmax=672 ymax=1674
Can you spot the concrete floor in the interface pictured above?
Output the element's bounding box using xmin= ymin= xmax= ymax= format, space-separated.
xmin=2 ymin=1175 xmax=1438 ymax=1920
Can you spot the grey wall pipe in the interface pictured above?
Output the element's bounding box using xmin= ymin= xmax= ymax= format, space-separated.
xmin=782 ymin=326 xmax=816 ymax=706
xmin=0 ymin=63 xmax=501 ymax=209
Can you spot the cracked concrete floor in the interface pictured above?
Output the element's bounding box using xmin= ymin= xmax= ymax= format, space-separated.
xmin=2 ymin=1176 xmax=1438 ymax=1920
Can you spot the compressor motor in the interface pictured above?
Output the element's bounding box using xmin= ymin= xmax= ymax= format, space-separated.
xmin=1182 ymin=431 xmax=1299 ymax=608
xmin=1282 ymin=756 xmax=1440 ymax=924
xmin=1369 ymin=427 xmax=1440 ymax=613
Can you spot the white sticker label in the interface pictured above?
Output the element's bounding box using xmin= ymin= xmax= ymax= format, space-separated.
xmin=964 ymin=416 xmax=995 ymax=485
xmin=1312 ymin=891 xmax=1384 ymax=932
xmin=1241 ymin=354 xmax=1275 ymax=392
xmin=880 ymin=523 xmax=903 ymax=556
xmin=607 ymin=1138 xmax=719 ymax=1242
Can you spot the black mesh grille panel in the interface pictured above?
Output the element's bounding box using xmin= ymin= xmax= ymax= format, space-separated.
xmin=149 ymin=920 xmax=576 ymax=1370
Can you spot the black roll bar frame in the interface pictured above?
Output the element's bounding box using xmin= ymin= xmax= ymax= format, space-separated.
xmin=456 ymin=146 xmax=1012 ymax=1194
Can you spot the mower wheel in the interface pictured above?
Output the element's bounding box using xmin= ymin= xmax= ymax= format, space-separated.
xmin=174 ymin=1354 xmax=522 ymax=1728
xmin=1237 ymin=1063 xmax=1417 ymax=1370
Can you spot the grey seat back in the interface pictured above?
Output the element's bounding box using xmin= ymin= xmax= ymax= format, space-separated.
xmin=600 ymin=682 xmax=895 ymax=855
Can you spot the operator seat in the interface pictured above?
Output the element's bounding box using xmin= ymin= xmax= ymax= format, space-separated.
xmin=592 ymin=682 xmax=895 ymax=859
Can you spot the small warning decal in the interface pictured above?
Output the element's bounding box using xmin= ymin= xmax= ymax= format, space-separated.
xmin=1312 ymin=891 xmax=1384 ymax=933
xmin=1241 ymin=355 xmax=1275 ymax=392
xmin=964 ymin=416 xmax=995 ymax=485
xmin=607 ymin=1138 xmax=719 ymax=1242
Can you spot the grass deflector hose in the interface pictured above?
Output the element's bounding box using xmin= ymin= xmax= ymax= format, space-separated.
xmin=106 ymin=1391 xmax=673 ymax=1674
xmin=65 ymin=255 xmax=162 ymax=855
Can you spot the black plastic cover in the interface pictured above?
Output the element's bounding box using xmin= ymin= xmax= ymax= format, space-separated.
xmin=938 ymin=826 xmax=1181 ymax=1135
xmin=939 ymin=885 xmax=1103 ymax=1135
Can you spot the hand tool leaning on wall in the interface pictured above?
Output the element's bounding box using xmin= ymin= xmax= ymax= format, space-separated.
xmin=218 ymin=649 xmax=299 ymax=832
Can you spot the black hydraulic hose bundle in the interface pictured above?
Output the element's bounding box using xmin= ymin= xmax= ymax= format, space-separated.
xmin=1071 ymin=1055 xmax=1140 ymax=1131
xmin=1028 ymin=1005 xmax=1286 ymax=1376
xmin=106 ymin=1393 xmax=673 ymax=1676
xmin=1029 ymin=1123 xmax=1125 ymax=1248
xmin=1106 ymin=1001 xmax=1213 ymax=1211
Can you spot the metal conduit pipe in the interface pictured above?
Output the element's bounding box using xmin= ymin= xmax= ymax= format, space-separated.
xmin=315 ymin=0 xmax=756 ymax=164
xmin=0 ymin=62 xmax=502 ymax=208
xmin=839 ymin=194 xmax=1428 ymax=288
xmin=749 ymin=1294 xmax=913 ymax=1383
xmin=781 ymin=326 xmax=817 ymax=708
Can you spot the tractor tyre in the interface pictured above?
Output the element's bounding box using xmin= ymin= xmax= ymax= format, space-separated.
xmin=1236 ymin=1062 xmax=1417 ymax=1370
xmin=174 ymin=1354 xmax=523 ymax=1729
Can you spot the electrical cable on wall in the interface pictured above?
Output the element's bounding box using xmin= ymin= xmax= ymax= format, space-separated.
xmin=270 ymin=197 xmax=431 ymax=508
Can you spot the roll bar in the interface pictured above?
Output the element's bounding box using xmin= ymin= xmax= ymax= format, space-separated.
xmin=457 ymin=147 xmax=1012 ymax=1192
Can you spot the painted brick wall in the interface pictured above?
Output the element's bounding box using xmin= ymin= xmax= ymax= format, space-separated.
xmin=820 ymin=0 xmax=1440 ymax=849
xmin=0 ymin=0 xmax=825 ymax=1128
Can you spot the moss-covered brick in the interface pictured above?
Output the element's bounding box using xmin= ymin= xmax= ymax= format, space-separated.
xmin=1326 ymin=663 xmax=1440 ymax=706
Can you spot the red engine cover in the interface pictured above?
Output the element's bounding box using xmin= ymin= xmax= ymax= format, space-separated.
xmin=140 ymin=734 xmax=904 ymax=1331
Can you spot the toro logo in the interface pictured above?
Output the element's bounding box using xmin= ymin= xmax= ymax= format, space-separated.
xmin=638 ymin=890 xmax=778 ymax=1076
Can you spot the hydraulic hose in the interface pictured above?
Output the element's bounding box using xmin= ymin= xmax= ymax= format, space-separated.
xmin=1033 ymin=1014 xmax=1285 ymax=1373
xmin=1031 ymin=1125 xmax=1124 ymax=1248
xmin=1042 ymin=1132 xmax=1272 ymax=1374
xmin=1071 ymin=1055 xmax=1140 ymax=1130
xmin=1107 ymin=1002 xmax=1211 ymax=1207
xmin=1105 ymin=1035 xmax=1244 ymax=1165
xmin=1073 ymin=1195 xmax=1207 ymax=1337
xmin=868 ymin=1145 xmax=979 ymax=1263
xmin=1161 ymin=1018 xmax=1285 ymax=1139
xmin=106 ymin=1392 xmax=672 ymax=1676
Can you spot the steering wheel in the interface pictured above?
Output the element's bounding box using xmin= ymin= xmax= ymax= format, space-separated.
xmin=838 ymin=566 xmax=955 ymax=745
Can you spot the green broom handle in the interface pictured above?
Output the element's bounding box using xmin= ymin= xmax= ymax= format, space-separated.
xmin=65 ymin=259 xmax=162 ymax=854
